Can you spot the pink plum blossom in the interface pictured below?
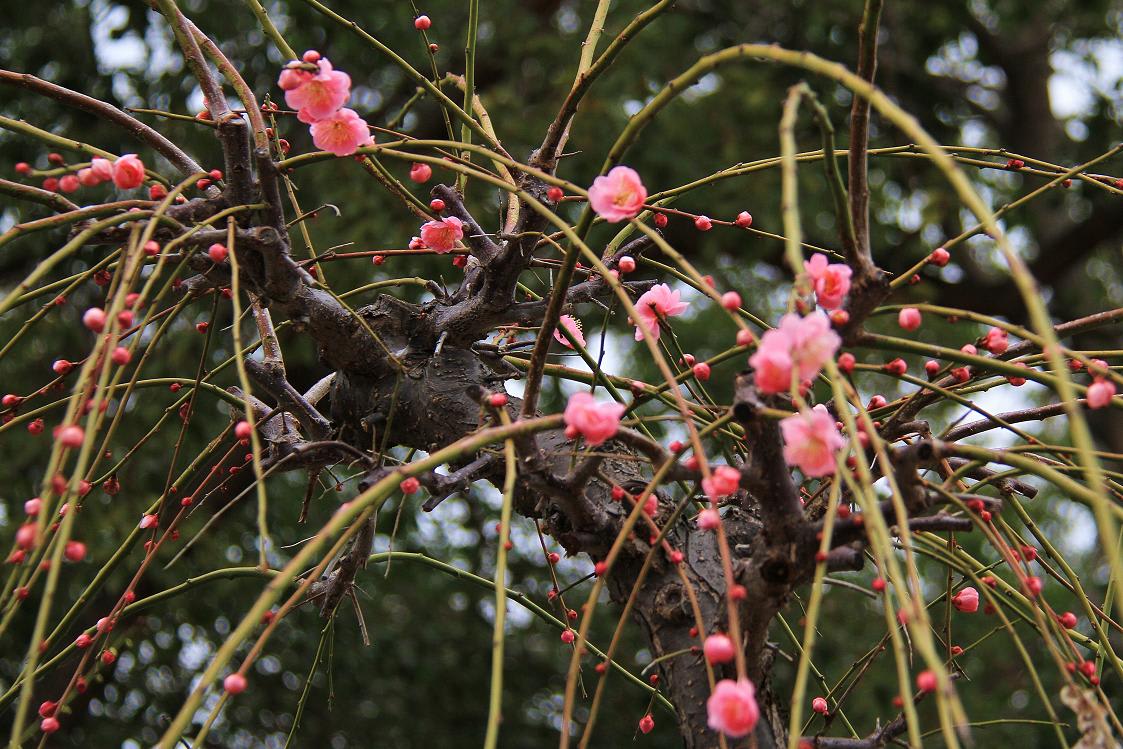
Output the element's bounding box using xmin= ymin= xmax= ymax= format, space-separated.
xmin=748 ymin=342 xmax=794 ymax=394
xmin=1088 ymin=379 xmax=1116 ymax=409
xmin=803 ymin=253 xmax=852 ymax=310
xmin=419 ymin=216 xmax=465 ymax=254
xmin=587 ymin=166 xmax=647 ymax=223
xmin=780 ymin=404 xmax=845 ymax=477
xmin=310 ymin=108 xmax=372 ymax=157
xmin=750 ymin=312 xmax=840 ymax=393
xmin=553 ymin=315 xmax=586 ymax=349
xmin=112 ymin=154 xmax=145 ymax=190
xmin=952 ymin=587 xmax=979 ymax=613
xmin=707 ymin=678 xmax=759 ymax=738
xmin=89 ymin=157 xmax=114 ymax=182
xmin=782 ymin=312 xmax=840 ymax=380
xmin=702 ymin=465 xmax=741 ymax=500
xmin=277 ymin=66 xmax=311 ymax=91
xmin=284 ymin=58 xmax=352 ymax=123
xmin=633 ymin=283 xmax=688 ymax=342
xmin=563 ymin=391 xmax=625 ymax=446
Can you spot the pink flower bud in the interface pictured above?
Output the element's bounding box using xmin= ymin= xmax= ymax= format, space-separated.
xmin=224 ymin=673 xmax=248 ymax=694
xmin=916 ymin=671 xmax=937 ymax=693
xmin=82 ymin=307 xmax=106 ymax=332
xmin=897 ymin=307 xmax=922 ymax=331
xmin=112 ymin=154 xmax=146 ymax=190
xmin=58 ymin=425 xmax=85 ymax=448
xmin=707 ymin=678 xmax=759 ymax=738
xmin=703 ymin=633 xmax=736 ymax=664
xmin=951 ymin=587 xmax=979 ymax=613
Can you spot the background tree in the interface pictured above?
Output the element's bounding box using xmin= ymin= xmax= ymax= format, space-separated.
xmin=1 ymin=0 xmax=1122 ymax=747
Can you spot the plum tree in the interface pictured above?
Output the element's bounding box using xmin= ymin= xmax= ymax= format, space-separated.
xmin=1 ymin=1 xmax=1122 ymax=747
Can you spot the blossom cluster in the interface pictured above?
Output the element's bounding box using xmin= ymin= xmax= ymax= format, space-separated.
xmin=35 ymin=154 xmax=147 ymax=194
xmin=279 ymin=51 xmax=372 ymax=157
xmin=749 ymin=311 xmax=840 ymax=394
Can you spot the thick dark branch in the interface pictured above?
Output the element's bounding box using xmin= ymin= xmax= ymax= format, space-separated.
xmin=825 ymin=546 xmax=865 ymax=572
xmin=265 ymin=441 xmax=371 ymax=473
xmin=732 ymin=375 xmax=806 ymax=545
xmin=154 ymin=1 xmax=230 ymax=123
xmin=602 ymin=232 xmax=657 ymax=265
xmin=254 ymin=149 xmax=287 ymax=233
xmin=497 ymin=276 xmax=656 ymax=328
xmin=903 ymin=514 xmax=974 ymax=534
xmin=835 ymin=0 xmax=889 ymax=344
xmin=78 ymin=198 xmax=248 ymax=252
xmin=828 ymin=500 xmax=973 ymax=546
xmin=313 ymin=517 xmax=376 ymax=619
xmin=215 ymin=117 xmax=255 ymax=209
xmin=1003 ymin=307 xmax=1123 ymax=360
xmin=942 ymin=457 xmax=1038 ymax=499
xmin=889 ymin=441 xmax=930 ymax=513
xmin=804 ymin=713 xmax=904 ymax=748
xmin=941 ymin=401 xmax=1073 ymax=442
xmin=611 ymin=427 xmax=701 ymax=483
xmin=0 ymin=69 xmax=205 ymax=178
xmin=419 ymin=454 xmax=498 ymax=511
xmin=243 ymin=358 xmax=333 ymax=441
xmin=564 ymin=453 xmax=606 ymax=491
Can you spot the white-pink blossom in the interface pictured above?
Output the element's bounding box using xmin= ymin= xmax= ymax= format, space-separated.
xmin=633 ymin=283 xmax=688 ymax=342
xmin=419 ymin=216 xmax=465 ymax=254
xmin=309 ymin=108 xmax=372 ymax=157
xmin=804 ymin=253 xmax=852 ymax=310
xmin=587 ymin=166 xmax=647 ymax=223
xmin=563 ymin=391 xmax=625 ymax=446
xmin=780 ymin=404 xmax=845 ymax=477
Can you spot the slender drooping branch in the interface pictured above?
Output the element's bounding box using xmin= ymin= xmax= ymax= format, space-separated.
xmin=0 ymin=177 xmax=79 ymax=212
xmin=846 ymin=0 xmax=883 ymax=268
xmin=152 ymin=0 xmax=230 ymax=123
xmin=0 ymin=69 xmax=206 ymax=177
xmin=532 ymin=0 xmax=676 ymax=171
